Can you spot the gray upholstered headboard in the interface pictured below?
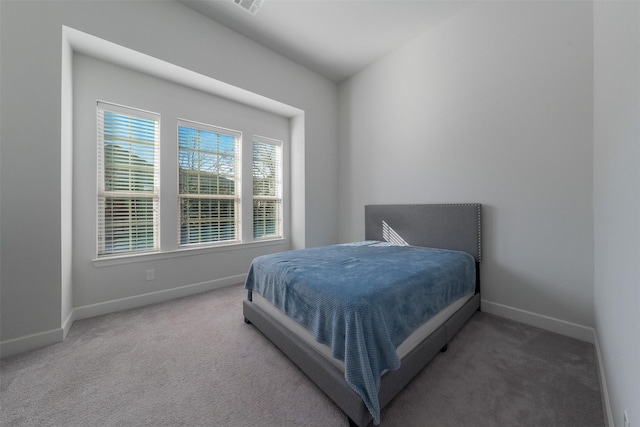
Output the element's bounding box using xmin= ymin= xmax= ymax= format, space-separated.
xmin=364 ymin=204 xmax=482 ymax=262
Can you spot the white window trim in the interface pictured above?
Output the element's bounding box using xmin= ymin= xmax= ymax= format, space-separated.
xmin=176 ymin=118 xmax=242 ymax=248
xmin=96 ymin=101 xmax=161 ymax=257
xmin=252 ymin=134 xmax=283 ymax=240
xmin=91 ymin=237 xmax=285 ymax=267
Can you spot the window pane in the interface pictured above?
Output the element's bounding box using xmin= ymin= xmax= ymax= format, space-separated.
xmin=180 ymin=198 xmax=236 ymax=245
xmin=101 ymin=196 xmax=157 ymax=254
xmin=253 ymin=199 xmax=279 ymax=238
xmin=178 ymin=126 xmax=236 ymax=196
xmin=252 ymin=141 xmax=280 ymax=197
xmin=103 ymin=112 xmax=156 ymax=193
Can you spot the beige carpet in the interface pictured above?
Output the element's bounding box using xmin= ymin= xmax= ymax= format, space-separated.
xmin=0 ymin=284 xmax=604 ymax=426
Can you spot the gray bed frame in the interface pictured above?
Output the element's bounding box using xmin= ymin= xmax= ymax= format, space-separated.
xmin=243 ymin=204 xmax=482 ymax=426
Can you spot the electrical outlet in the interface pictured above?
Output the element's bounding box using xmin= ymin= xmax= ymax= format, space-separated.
xmin=146 ymin=269 xmax=155 ymax=281
xmin=624 ymin=410 xmax=630 ymax=427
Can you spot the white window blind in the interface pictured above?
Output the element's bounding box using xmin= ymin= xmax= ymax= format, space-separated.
xmin=97 ymin=102 xmax=160 ymax=256
xmin=178 ymin=120 xmax=241 ymax=246
xmin=252 ymin=136 xmax=282 ymax=239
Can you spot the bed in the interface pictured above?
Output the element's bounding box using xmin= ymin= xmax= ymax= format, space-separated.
xmin=243 ymin=204 xmax=482 ymax=426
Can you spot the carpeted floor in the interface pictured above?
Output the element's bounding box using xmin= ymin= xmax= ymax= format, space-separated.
xmin=0 ymin=284 xmax=604 ymax=426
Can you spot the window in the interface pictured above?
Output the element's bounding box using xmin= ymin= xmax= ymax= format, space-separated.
xmin=97 ymin=102 xmax=160 ymax=256
xmin=96 ymin=103 xmax=283 ymax=258
xmin=178 ymin=121 xmax=241 ymax=246
xmin=252 ymin=136 xmax=282 ymax=239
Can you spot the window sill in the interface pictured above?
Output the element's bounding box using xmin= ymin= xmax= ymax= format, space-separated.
xmin=92 ymin=238 xmax=287 ymax=268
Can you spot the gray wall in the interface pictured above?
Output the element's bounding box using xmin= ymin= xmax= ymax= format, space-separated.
xmin=0 ymin=0 xmax=339 ymax=354
xmin=338 ymin=1 xmax=594 ymax=330
xmin=593 ymin=2 xmax=640 ymax=426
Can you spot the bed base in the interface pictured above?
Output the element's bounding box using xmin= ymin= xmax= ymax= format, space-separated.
xmin=243 ymin=292 xmax=480 ymax=426
xmin=244 ymin=203 xmax=482 ymax=426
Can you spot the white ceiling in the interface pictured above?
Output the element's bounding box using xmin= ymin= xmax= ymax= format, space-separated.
xmin=179 ymin=0 xmax=474 ymax=83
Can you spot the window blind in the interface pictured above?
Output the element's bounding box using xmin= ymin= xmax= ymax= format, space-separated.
xmin=252 ymin=136 xmax=282 ymax=239
xmin=97 ymin=102 xmax=160 ymax=256
xmin=178 ymin=120 xmax=241 ymax=245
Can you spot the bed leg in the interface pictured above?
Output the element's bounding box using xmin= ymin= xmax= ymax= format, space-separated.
xmin=244 ymin=317 xmax=251 ymax=325
xmin=440 ymin=344 xmax=448 ymax=352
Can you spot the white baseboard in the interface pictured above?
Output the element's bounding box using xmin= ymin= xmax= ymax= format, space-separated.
xmin=0 ymin=328 xmax=65 ymax=359
xmin=481 ymin=299 xmax=595 ymax=343
xmin=72 ymin=274 xmax=246 ymax=321
xmin=593 ymin=330 xmax=614 ymax=427
xmin=1 ymin=274 xmax=246 ymax=359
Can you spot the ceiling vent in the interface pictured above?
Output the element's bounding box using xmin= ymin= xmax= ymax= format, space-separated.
xmin=233 ymin=0 xmax=264 ymax=15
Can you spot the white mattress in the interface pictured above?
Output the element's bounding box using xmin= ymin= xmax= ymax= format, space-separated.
xmin=251 ymin=291 xmax=473 ymax=372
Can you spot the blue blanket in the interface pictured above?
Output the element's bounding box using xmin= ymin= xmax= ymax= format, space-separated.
xmin=244 ymin=241 xmax=475 ymax=424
